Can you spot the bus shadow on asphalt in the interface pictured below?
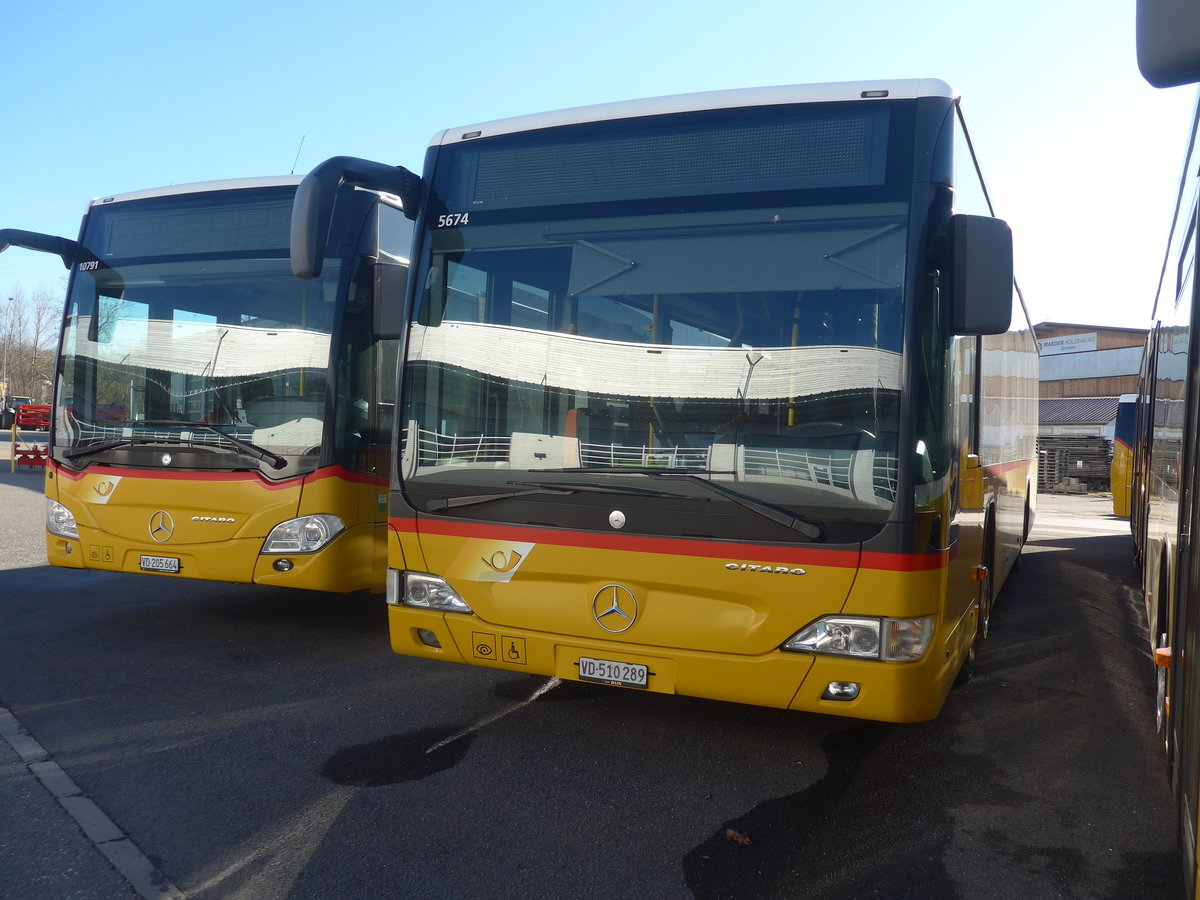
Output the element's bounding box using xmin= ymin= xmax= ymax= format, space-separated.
xmin=964 ymin=530 xmax=1151 ymax=692
xmin=0 ymin=563 xmax=390 ymax=641
xmin=112 ymin=584 xmax=391 ymax=640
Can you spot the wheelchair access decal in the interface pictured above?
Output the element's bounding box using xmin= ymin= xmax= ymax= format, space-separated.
xmin=471 ymin=631 xmax=527 ymax=665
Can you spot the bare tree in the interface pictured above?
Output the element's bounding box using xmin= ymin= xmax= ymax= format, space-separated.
xmin=0 ymin=292 xmax=18 ymax=398
xmin=2 ymin=284 xmax=64 ymax=402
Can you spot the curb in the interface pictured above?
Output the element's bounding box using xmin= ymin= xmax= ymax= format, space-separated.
xmin=0 ymin=706 xmax=185 ymax=899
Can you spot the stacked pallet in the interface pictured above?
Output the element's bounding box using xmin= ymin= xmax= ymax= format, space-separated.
xmin=1036 ymin=435 xmax=1112 ymax=492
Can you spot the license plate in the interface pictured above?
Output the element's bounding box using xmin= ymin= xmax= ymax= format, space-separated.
xmin=577 ymin=656 xmax=649 ymax=689
xmin=139 ymin=555 xmax=180 ymax=574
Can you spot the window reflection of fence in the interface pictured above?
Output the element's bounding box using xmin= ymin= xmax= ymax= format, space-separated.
xmin=578 ymin=442 xmax=709 ymax=469
xmin=74 ymin=422 xmax=234 ymax=446
xmin=408 ymin=425 xmax=900 ymax=504
xmin=743 ymin=447 xmax=852 ymax=488
xmin=742 ymin=446 xmax=897 ymax=502
xmin=872 ymin=449 xmax=898 ymax=501
xmin=415 ymin=429 xmax=511 ymax=464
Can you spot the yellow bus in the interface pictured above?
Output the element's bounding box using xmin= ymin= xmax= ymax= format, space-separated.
xmin=294 ymin=80 xmax=1039 ymax=721
xmin=0 ymin=176 xmax=411 ymax=592
xmin=1112 ymin=393 xmax=1138 ymax=518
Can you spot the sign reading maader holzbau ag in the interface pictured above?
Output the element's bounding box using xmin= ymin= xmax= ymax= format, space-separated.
xmin=1036 ymin=332 xmax=1097 ymax=356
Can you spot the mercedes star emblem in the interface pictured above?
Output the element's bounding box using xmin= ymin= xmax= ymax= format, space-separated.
xmin=592 ymin=584 xmax=638 ymax=633
xmin=149 ymin=510 xmax=175 ymax=543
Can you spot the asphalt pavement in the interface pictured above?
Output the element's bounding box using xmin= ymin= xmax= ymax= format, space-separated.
xmin=0 ymin=450 xmax=1181 ymax=898
xmin=0 ymin=461 xmax=173 ymax=898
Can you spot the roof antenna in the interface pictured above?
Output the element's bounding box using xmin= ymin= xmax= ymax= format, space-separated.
xmin=290 ymin=136 xmax=306 ymax=176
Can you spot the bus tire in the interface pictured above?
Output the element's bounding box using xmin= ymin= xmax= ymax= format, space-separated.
xmin=1011 ymin=493 xmax=1032 ymax=573
xmin=1155 ymin=563 xmax=1171 ymax=743
xmin=1156 ymin=629 xmax=1170 ymax=736
xmin=977 ymin=514 xmax=997 ymax=642
xmin=954 ymin=645 xmax=976 ymax=687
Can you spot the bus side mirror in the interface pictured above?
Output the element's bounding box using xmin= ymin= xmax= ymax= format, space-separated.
xmin=374 ymin=263 xmax=408 ymax=340
xmin=950 ymin=214 xmax=1013 ymax=336
xmin=1137 ymin=0 xmax=1200 ymax=87
xmin=0 ymin=228 xmax=79 ymax=269
xmin=290 ymin=176 xmax=331 ymax=281
xmin=291 ymin=156 xmax=425 ymax=280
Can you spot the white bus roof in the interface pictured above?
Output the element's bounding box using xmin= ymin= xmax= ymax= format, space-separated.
xmin=86 ymin=175 xmax=302 ymax=212
xmin=431 ymin=78 xmax=955 ymax=146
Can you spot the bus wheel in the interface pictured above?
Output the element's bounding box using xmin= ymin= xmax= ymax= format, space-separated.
xmin=1156 ymin=630 xmax=1169 ymax=735
xmin=1011 ymin=497 xmax=1032 ymax=573
xmin=954 ymin=645 xmax=976 ymax=687
xmin=977 ymin=565 xmax=993 ymax=641
xmin=977 ymin=521 xmax=996 ymax=642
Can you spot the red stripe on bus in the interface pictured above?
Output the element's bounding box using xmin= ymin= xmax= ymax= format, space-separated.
xmin=392 ymin=516 xmax=951 ymax=572
xmin=309 ymin=466 xmax=388 ymax=487
xmin=981 ymin=459 xmax=1033 ymax=478
xmin=49 ymin=459 xmax=283 ymax=486
xmin=48 ymin=460 xmax=381 ymax=489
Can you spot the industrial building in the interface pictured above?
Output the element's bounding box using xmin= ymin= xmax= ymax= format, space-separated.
xmin=1033 ymin=322 xmax=1147 ymax=493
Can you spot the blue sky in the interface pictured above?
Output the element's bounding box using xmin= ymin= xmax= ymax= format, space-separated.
xmin=2 ymin=0 xmax=1194 ymax=328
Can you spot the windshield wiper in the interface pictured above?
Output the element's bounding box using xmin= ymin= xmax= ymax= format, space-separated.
xmin=64 ymin=421 xmax=288 ymax=469
xmin=543 ymin=467 xmax=825 ymax=540
xmin=425 ymin=480 xmax=693 ymax=512
xmin=669 ymin=473 xmax=825 ymax=540
xmin=512 ymin=480 xmax=697 ymax=500
xmin=546 ymin=466 xmax=733 ymax=475
xmin=425 ymin=486 xmax=574 ymax=511
xmin=63 ymin=435 xmax=190 ymax=462
xmin=140 ymin=420 xmax=288 ymax=469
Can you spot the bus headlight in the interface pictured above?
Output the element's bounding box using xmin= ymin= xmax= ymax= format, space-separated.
xmin=47 ymin=500 xmax=79 ymax=539
xmin=388 ymin=570 xmax=472 ymax=613
xmin=262 ymin=514 xmax=345 ymax=553
xmin=783 ymin=614 xmax=935 ymax=662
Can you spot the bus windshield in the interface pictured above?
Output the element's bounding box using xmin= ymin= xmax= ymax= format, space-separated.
xmin=402 ymin=102 xmax=911 ymax=538
xmin=57 ymin=185 xmax=342 ymax=470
